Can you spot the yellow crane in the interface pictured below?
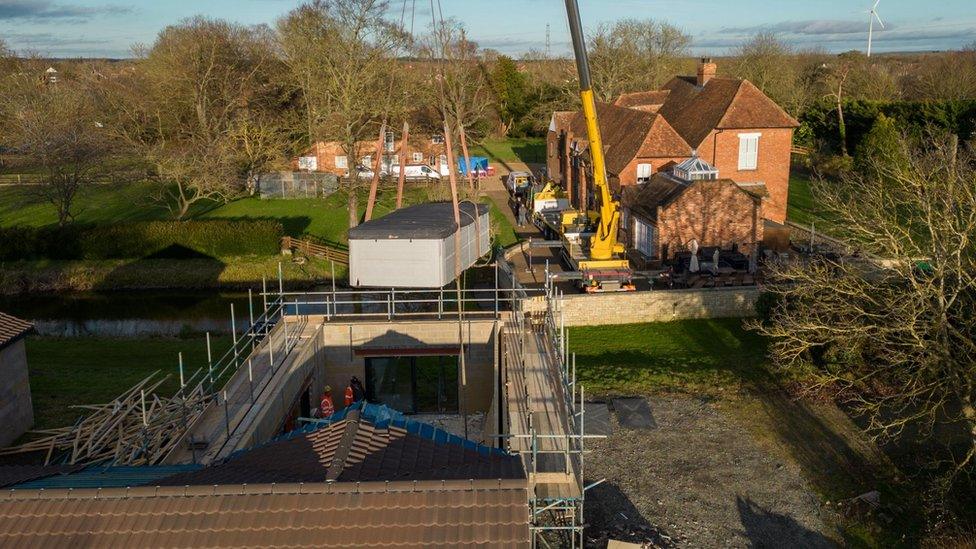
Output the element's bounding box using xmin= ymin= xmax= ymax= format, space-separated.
xmin=563 ymin=0 xmax=633 ymax=291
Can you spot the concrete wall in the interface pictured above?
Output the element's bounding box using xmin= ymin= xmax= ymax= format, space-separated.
xmin=0 ymin=340 xmax=34 ymax=447
xmin=319 ymin=320 xmax=499 ymax=414
xmin=524 ymin=287 xmax=761 ymax=327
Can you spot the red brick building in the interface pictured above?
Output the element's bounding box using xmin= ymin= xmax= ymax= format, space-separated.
xmin=295 ymin=132 xmax=450 ymax=177
xmin=547 ymin=58 xmax=798 ymax=224
xmin=621 ymin=157 xmax=766 ymax=264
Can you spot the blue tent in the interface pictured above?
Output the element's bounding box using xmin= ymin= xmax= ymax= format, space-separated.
xmin=457 ymin=156 xmax=489 ymax=175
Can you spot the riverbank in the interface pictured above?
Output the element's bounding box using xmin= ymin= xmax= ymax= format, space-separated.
xmin=0 ymin=256 xmax=344 ymax=295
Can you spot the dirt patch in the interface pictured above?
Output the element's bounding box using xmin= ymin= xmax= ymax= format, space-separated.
xmin=585 ymin=395 xmax=840 ymax=548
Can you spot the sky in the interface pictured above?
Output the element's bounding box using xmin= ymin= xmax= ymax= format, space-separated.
xmin=0 ymin=0 xmax=974 ymax=59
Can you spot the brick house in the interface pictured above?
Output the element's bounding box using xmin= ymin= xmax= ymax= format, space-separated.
xmin=296 ymin=132 xmax=449 ymax=177
xmin=547 ymin=58 xmax=798 ymax=224
xmin=621 ymin=157 xmax=766 ymax=265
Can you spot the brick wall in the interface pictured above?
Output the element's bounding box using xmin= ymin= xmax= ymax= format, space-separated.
xmin=524 ymin=287 xmax=761 ymax=327
xmin=319 ymin=320 xmax=498 ymax=414
xmin=696 ymin=127 xmax=793 ymax=223
xmin=0 ymin=340 xmax=34 ymax=447
xmin=656 ymin=179 xmax=764 ymax=258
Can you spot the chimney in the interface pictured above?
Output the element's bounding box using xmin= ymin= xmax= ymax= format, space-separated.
xmin=697 ymin=57 xmax=717 ymax=87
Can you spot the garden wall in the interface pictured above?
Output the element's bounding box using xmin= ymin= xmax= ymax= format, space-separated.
xmin=524 ymin=286 xmax=761 ymax=327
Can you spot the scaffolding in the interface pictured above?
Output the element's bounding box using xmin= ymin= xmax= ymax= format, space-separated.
xmin=501 ymin=272 xmax=603 ymax=548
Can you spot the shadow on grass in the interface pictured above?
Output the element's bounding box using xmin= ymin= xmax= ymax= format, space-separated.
xmin=95 ymin=245 xmax=226 ymax=292
xmin=511 ymin=141 xmax=546 ymax=165
xmin=737 ymin=496 xmax=834 ymax=548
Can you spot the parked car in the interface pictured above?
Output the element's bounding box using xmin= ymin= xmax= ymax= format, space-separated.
xmin=352 ymin=165 xmax=389 ymax=180
xmin=390 ymin=164 xmax=442 ymax=180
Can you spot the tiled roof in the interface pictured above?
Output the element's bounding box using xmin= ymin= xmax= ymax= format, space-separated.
xmin=567 ymin=103 xmax=690 ymax=176
xmin=614 ymin=90 xmax=671 ymax=112
xmin=0 ymin=481 xmax=532 ymax=548
xmin=156 ymin=407 xmax=524 ymax=487
xmin=624 ymin=174 xmax=766 ymax=222
xmin=0 ymin=465 xmax=84 ymax=489
xmin=0 ymin=312 xmax=33 ymax=351
xmin=658 ymin=76 xmax=799 ymax=147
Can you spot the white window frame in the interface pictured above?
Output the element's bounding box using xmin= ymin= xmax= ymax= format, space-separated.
xmin=334 ymin=155 xmax=348 ymax=170
xmin=633 ymin=218 xmax=655 ymax=258
xmin=636 ymin=163 xmax=653 ymax=184
xmin=384 ymin=131 xmax=396 ymax=153
xmin=738 ymin=133 xmax=761 ymax=171
xmin=412 ymin=152 xmax=424 ymax=163
xmin=361 ymin=155 xmax=373 ymax=167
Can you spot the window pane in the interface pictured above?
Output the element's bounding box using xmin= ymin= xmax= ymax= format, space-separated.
xmin=365 ymin=357 xmax=414 ymax=413
xmin=414 ymin=355 xmax=459 ymax=413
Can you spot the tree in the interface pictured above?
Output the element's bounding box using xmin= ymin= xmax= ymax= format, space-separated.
xmin=854 ymin=113 xmax=908 ymax=177
xmin=727 ymin=33 xmax=820 ymax=117
xmin=419 ymin=19 xmax=493 ymax=142
xmin=111 ymin=18 xmax=288 ymax=219
xmin=751 ymin=133 xmax=976 ymax=506
xmin=3 ymin=74 xmax=114 ymax=226
xmin=489 ymin=55 xmax=530 ymax=136
xmin=587 ymin=19 xmax=690 ymax=101
xmin=907 ymin=45 xmax=976 ymax=101
xmin=277 ymin=0 xmax=408 ymax=227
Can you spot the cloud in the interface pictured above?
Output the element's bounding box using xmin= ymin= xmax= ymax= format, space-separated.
xmin=0 ymin=0 xmax=132 ymax=22
xmin=720 ymin=19 xmax=885 ymax=36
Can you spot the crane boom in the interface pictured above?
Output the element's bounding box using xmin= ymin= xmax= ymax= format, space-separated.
xmin=564 ymin=0 xmax=622 ymax=261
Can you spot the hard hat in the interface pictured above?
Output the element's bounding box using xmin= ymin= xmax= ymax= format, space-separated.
xmin=323 ymin=385 xmax=332 ymax=393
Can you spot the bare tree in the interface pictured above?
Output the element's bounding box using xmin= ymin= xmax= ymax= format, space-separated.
xmin=907 ymin=45 xmax=976 ymax=101
xmin=109 ymin=18 xmax=287 ymax=219
xmin=3 ymin=75 xmax=114 ymax=225
xmin=277 ymin=0 xmax=408 ymax=227
xmin=751 ymin=133 xmax=976 ymax=500
xmin=587 ymin=19 xmax=690 ymax=102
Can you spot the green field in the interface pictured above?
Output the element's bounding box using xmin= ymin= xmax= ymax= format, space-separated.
xmin=25 ymin=336 xmax=233 ymax=431
xmin=470 ymin=137 xmax=546 ymax=166
xmin=569 ymin=319 xmax=773 ymax=396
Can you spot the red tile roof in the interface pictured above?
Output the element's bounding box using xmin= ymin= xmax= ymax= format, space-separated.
xmin=0 ymin=481 xmax=531 ymax=548
xmin=658 ymin=76 xmax=799 ymax=147
xmin=614 ymin=90 xmax=671 ymax=112
xmin=566 ymin=103 xmax=690 ymax=176
xmin=0 ymin=312 xmax=33 ymax=351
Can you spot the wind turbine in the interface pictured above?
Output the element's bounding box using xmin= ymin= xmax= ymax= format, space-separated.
xmin=866 ymin=0 xmax=885 ymax=57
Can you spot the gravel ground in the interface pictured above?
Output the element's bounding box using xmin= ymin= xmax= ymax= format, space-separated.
xmin=584 ymin=395 xmax=839 ymax=548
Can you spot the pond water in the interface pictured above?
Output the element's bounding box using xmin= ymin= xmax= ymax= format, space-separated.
xmin=0 ymin=290 xmax=257 ymax=337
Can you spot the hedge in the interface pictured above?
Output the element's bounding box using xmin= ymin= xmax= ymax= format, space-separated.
xmin=0 ymin=220 xmax=284 ymax=260
xmin=799 ymin=99 xmax=976 ymax=154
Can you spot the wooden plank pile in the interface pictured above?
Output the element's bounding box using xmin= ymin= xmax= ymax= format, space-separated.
xmin=0 ymin=372 xmax=213 ymax=466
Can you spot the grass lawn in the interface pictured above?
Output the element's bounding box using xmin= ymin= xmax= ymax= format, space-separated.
xmin=470 ymin=137 xmax=546 ymax=166
xmin=569 ymin=319 xmax=774 ymax=396
xmin=787 ymin=173 xmax=837 ymax=228
xmin=25 ymin=336 xmax=233 ymax=431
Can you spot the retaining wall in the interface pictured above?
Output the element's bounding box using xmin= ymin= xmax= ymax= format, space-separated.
xmin=525 ymin=286 xmax=762 ymax=327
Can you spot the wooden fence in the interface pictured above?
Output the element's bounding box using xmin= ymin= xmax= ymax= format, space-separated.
xmin=281 ymin=236 xmax=349 ymax=265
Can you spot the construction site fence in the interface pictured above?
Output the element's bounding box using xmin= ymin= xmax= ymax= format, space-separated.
xmin=257 ymin=172 xmax=339 ymax=199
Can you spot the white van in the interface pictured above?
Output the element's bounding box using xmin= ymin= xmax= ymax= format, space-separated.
xmin=391 ymin=164 xmax=442 ymax=180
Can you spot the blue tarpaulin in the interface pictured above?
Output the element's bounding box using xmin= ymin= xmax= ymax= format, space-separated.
xmin=457 ymin=156 xmax=489 ymax=175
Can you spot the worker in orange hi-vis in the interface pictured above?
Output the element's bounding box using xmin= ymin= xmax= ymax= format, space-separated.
xmin=319 ymin=386 xmax=335 ymax=419
xmin=343 ymin=383 xmax=355 ymax=408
